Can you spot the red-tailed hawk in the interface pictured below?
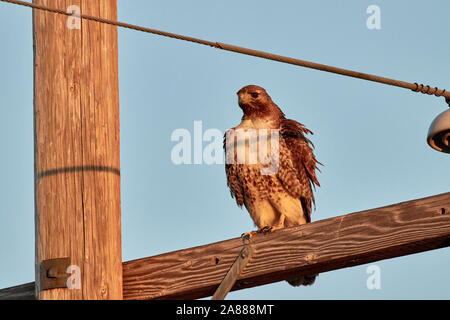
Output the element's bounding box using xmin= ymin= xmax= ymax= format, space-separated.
xmin=224 ymin=85 xmax=321 ymax=286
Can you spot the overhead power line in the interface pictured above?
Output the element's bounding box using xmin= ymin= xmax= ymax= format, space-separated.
xmin=1 ymin=0 xmax=449 ymax=100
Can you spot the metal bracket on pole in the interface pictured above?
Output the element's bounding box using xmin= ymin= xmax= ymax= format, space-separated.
xmin=38 ymin=257 xmax=71 ymax=291
xmin=211 ymin=242 xmax=254 ymax=300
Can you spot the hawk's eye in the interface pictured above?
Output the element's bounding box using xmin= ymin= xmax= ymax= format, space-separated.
xmin=251 ymin=92 xmax=259 ymax=98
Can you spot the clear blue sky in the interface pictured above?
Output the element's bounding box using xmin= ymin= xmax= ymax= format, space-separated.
xmin=0 ymin=0 xmax=449 ymax=299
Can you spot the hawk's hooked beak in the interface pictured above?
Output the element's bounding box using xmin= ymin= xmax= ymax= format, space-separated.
xmin=238 ymin=92 xmax=251 ymax=107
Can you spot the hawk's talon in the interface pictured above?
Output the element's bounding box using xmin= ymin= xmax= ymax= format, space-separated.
xmin=241 ymin=231 xmax=257 ymax=240
xmin=258 ymin=226 xmax=273 ymax=234
xmin=241 ymin=226 xmax=272 ymax=242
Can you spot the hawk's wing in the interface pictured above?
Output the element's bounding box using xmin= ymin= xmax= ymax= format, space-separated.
xmin=224 ymin=130 xmax=244 ymax=207
xmin=224 ymin=122 xmax=321 ymax=222
xmin=277 ymin=119 xmax=321 ymax=222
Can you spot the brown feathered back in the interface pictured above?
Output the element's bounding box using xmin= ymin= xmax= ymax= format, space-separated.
xmin=279 ymin=119 xmax=321 ymax=222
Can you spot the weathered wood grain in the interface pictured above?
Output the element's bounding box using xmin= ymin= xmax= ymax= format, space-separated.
xmin=2 ymin=193 xmax=449 ymax=300
xmin=0 ymin=283 xmax=35 ymax=300
xmin=122 ymin=192 xmax=450 ymax=300
xmin=33 ymin=0 xmax=122 ymax=299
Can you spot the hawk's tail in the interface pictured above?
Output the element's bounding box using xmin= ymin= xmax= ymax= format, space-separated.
xmin=286 ymin=274 xmax=318 ymax=287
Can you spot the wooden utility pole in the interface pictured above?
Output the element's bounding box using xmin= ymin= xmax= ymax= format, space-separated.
xmin=33 ymin=0 xmax=122 ymax=299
